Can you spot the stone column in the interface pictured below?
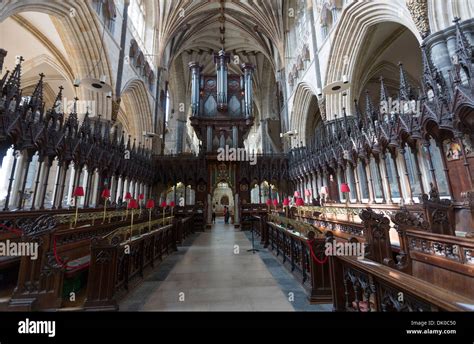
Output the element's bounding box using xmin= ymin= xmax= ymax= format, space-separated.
xmin=353 ymin=163 xmax=362 ymax=203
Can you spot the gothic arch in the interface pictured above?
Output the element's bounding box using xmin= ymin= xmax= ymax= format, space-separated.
xmin=0 ymin=0 xmax=114 ymax=118
xmin=291 ymin=82 xmax=321 ymax=146
xmin=119 ymin=78 xmax=154 ymax=148
xmin=21 ymin=54 xmax=76 ymax=108
xmin=324 ymin=1 xmax=421 ymax=116
xmin=22 ymin=54 xmax=73 ymax=87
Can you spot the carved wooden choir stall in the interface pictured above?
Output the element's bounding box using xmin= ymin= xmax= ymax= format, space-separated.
xmin=0 ymin=16 xmax=473 ymax=312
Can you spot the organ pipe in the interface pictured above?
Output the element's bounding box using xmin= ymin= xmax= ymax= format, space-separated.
xmin=189 ymin=62 xmax=202 ymax=117
xmin=215 ymin=50 xmax=230 ymax=111
xmin=241 ymin=63 xmax=255 ymax=118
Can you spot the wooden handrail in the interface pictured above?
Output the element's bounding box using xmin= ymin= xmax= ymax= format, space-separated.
xmin=102 ymin=216 xmax=174 ymax=243
xmin=331 ymin=255 xmax=473 ymax=312
xmin=405 ymin=228 xmax=474 ymax=247
xmin=84 ymin=220 xmax=179 ymax=311
xmin=268 ymin=214 xmax=324 ymax=238
xmin=265 ymin=219 xmax=332 ymax=303
xmin=295 ymin=214 xmax=365 ymax=241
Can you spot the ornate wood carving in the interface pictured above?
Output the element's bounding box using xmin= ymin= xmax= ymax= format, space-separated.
xmin=0 ymin=54 xmax=154 ymax=211
xmin=421 ymin=183 xmax=455 ymax=236
xmin=360 ymin=208 xmax=394 ymax=267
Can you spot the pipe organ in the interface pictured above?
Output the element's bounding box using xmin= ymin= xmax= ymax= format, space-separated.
xmin=188 ymin=50 xmax=255 ymax=154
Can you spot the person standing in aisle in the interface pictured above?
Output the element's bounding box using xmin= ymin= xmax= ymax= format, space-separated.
xmin=224 ymin=206 xmax=229 ymax=224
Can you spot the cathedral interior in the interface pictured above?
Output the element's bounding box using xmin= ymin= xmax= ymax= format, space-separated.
xmin=0 ymin=0 xmax=474 ymax=326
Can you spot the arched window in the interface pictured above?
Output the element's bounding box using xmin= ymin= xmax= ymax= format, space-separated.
xmin=347 ymin=165 xmax=357 ymax=201
xmin=357 ymin=162 xmax=370 ymax=201
xmin=130 ymin=0 xmax=146 ymax=40
xmin=404 ymin=146 xmax=422 ymax=198
xmin=370 ymin=157 xmax=383 ymax=200
xmin=422 ymin=139 xmax=449 ymax=197
xmin=385 ymin=152 xmax=401 ymax=199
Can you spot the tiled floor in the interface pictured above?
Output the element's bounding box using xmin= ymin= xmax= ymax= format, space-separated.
xmin=243 ymin=231 xmax=333 ymax=312
xmin=119 ymin=219 xmax=329 ymax=312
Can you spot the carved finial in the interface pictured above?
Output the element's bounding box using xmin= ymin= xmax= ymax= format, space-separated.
xmin=453 ymin=17 xmax=472 ymax=75
xmin=4 ymin=55 xmax=24 ymax=103
xmin=52 ymin=86 xmax=64 ymax=113
xmin=365 ymin=90 xmax=377 ymax=125
xmin=26 ymin=72 xmax=46 ymax=118
xmin=119 ymin=130 xmax=125 ymax=147
xmin=429 ymin=182 xmax=440 ymax=201
xmin=379 ymin=76 xmax=389 ymax=103
xmin=343 ymin=107 xmax=351 ymax=137
xmin=399 ymin=62 xmax=413 ymax=101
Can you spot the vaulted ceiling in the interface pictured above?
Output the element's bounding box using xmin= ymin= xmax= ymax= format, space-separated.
xmin=155 ymin=0 xmax=285 ymax=74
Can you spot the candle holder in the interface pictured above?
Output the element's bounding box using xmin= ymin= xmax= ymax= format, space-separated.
xmin=160 ymin=201 xmax=167 ymax=224
xmin=266 ymin=199 xmax=271 ymax=213
xmin=138 ymin=194 xmax=145 ymax=217
xmin=124 ymin=192 xmax=132 ymax=220
xmin=101 ymin=188 xmax=111 ymax=223
xmin=73 ymin=186 xmax=84 ymax=228
xmin=128 ymin=199 xmax=138 ymax=242
xmin=146 ymin=199 xmax=155 ymax=232
xmin=283 ymin=198 xmax=290 ymax=218
xmin=341 ymin=183 xmax=351 ymax=221
xmin=170 ymin=201 xmax=176 ymax=217
xmin=295 ymin=197 xmax=304 ymax=217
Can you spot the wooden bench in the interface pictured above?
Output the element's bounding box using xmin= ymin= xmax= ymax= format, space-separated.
xmin=330 ymin=254 xmax=473 ymax=312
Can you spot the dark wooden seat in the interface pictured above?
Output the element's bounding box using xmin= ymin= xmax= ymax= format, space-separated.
xmin=64 ymin=256 xmax=90 ymax=279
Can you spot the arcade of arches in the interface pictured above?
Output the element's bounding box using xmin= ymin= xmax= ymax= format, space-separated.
xmin=0 ymin=0 xmax=473 ymax=313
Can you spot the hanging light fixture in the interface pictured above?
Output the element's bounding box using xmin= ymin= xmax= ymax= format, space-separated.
xmin=78 ymin=23 xmax=113 ymax=95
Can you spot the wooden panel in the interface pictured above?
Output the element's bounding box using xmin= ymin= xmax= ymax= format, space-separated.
xmin=446 ymin=158 xmax=471 ymax=200
xmin=332 ymin=256 xmax=473 ymax=311
xmin=412 ymin=260 xmax=474 ymax=299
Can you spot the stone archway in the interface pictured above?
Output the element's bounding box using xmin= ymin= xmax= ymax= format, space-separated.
xmin=212 ymin=181 xmax=235 ymax=217
xmin=324 ymin=0 xmax=422 ymax=117
xmin=119 ymin=78 xmax=154 ymax=147
xmin=291 ymin=83 xmax=321 ymax=146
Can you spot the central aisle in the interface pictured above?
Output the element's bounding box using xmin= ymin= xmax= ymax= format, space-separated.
xmin=119 ymin=219 xmax=294 ymax=311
